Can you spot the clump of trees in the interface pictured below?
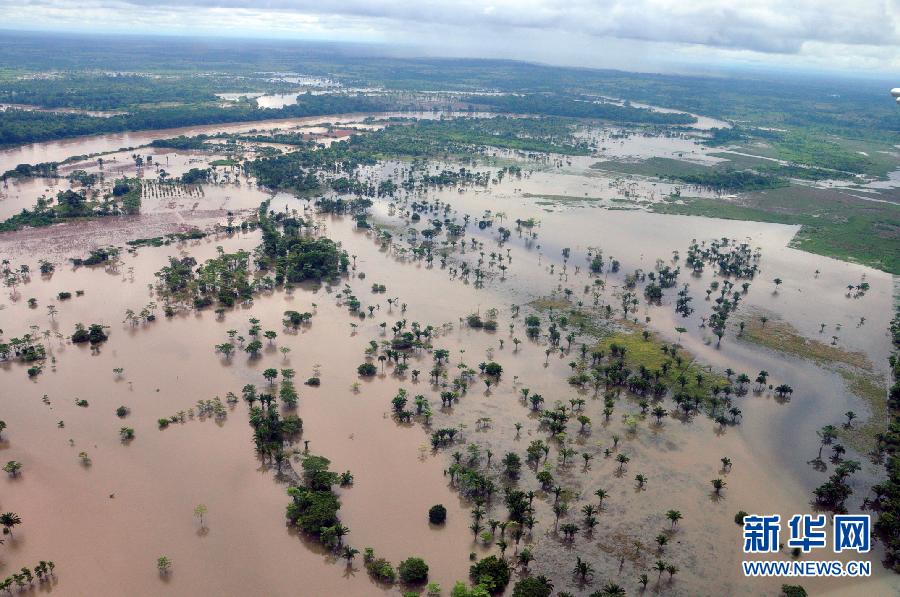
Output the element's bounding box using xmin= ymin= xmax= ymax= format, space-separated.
xmin=71 ymin=246 xmax=119 ymax=267
xmin=469 ymin=555 xmax=510 ymax=595
xmin=286 ymin=455 xmax=342 ymax=542
xmin=256 ymin=202 xmax=349 ymax=284
xmin=71 ymin=323 xmax=109 ymax=344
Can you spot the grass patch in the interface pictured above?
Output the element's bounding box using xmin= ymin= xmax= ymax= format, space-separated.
xmin=593 ymin=330 xmax=727 ymax=403
xmin=591 ymin=157 xmax=712 ymax=178
xmin=650 ymin=186 xmax=900 ymax=274
xmin=530 ymin=298 xmax=727 ymax=403
xmin=836 ymin=370 xmax=888 ymax=452
xmin=522 ymin=193 xmax=604 ymax=204
xmin=736 ymin=311 xmax=871 ymax=371
xmin=530 ymin=297 xmax=610 ymax=338
xmin=736 ymin=310 xmax=886 ymax=453
xmin=591 ymin=156 xmax=784 ymax=191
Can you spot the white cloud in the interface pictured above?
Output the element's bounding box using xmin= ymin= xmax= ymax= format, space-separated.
xmin=4 ymin=0 xmax=899 ymax=73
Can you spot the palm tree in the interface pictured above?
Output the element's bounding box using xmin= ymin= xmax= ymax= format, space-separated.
xmin=193 ymin=504 xmax=208 ymax=527
xmin=560 ymin=523 xmax=579 ymax=541
xmin=333 ymin=523 xmax=350 ymax=546
xmin=774 ymin=384 xmax=793 ymax=398
xmin=616 ymin=453 xmax=630 ymax=472
xmin=559 ymin=447 xmax=577 ymax=465
xmin=635 ymin=474 xmax=648 ymax=488
xmin=711 ymin=478 xmax=726 ymax=495
xmin=666 ymin=509 xmax=682 ymax=528
xmin=595 ymin=488 xmax=608 ymax=507
xmin=517 ymin=547 xmax=534 ymax=569
xmin=656 ymin=533 xmax=668 ymax=552
xmin=652 ymin=406 xmax=668 ymax=424
xmin=654 ymin=559 xmax=667 ymax=578
xmin=0 ymin=512 xmax=21 ymax=537
xmin=552 ymin=502 xmax=568 ymax=530
xmin=599 ymin=583 xmax=626 ymax=596
xmin=721 ymin=456 xmax=732 ymax=470
xmin=572 ymin=556 xmax=594 ymax=581
xmin=845 ymin=411 xmax=856 ymax=427
xmin=817 ymin=425 xmax=838 ymax=460
xmin=342 ymin=546 xmax=359 ymax=564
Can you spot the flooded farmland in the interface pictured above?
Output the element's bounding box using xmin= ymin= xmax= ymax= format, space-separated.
xmin=1 ymin=112 xmax=897 ymax=597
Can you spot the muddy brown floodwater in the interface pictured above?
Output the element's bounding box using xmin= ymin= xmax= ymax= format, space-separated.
xmin=1 ymin=114 xmax=897 ymax=596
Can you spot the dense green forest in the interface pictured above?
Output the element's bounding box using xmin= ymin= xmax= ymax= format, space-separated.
xmin=0 ymin=93 xmax=395 ymax=146
xmin=0 ymin=74 xmax=239 ymax=110
xmin=0 ymin=31 xmax=896 ymax=146
xmin=464 ymin=94 xmax=695 ymax=125
xmin=671 ymin=170 xmax=784 ymax=192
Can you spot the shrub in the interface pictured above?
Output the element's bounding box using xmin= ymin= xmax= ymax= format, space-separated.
xmin=483 ymin=362 xmax=502 ymax=377
xmin=469 ymin=556 xmax=510 ymax=594
xmin=428 ymin=504 xmax=447 ymax=524
xmin=281 ymin=414 xmax=303 ymax=435
xmin=512 ymin=576 xmax=553 ymax=597
xmin=398 ymin=557 xmax=429 ymax=584
xmin=71 ymin=323 xmax=108 ymax=344
xmin=368 ymin=557 xmax=396 ymax=583
xmin=357 ymin=362 xmax=377 ymax=376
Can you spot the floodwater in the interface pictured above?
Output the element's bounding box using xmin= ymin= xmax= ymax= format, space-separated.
xmin=0 ymin=103 xmax=125 ymax=118
xmin=1 ymin=114 xmax=897 ymax=596
xmin=216 ymin=93 xmax=302 ymax=109
xmin=0 ymin=111 xmax=465 ymax=174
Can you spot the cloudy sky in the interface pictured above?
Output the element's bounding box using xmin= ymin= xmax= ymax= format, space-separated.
xmin=6 ymin=0 xmax=900 ymax=74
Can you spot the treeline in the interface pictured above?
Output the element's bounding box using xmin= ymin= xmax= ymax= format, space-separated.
xmin=0 ymin=93 xmax=396 ymax=147
xmin=0 ymin=161 xmax=59 ymax=180
xmin=465 ymin=93 xmax=697 ymax=125
xmin=671 ymin=169 xmax=785 ymax=191
xmin=0 ymin=73 xmax=286 ymax=110
xmin=873 ymin=309 xmax=900 ymax=570
xmin=150 ymin=135 xmax=212 ymax=150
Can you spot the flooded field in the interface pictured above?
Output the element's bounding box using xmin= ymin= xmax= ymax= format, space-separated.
xmin=1 ymin=113 xmax=897 ymax=597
